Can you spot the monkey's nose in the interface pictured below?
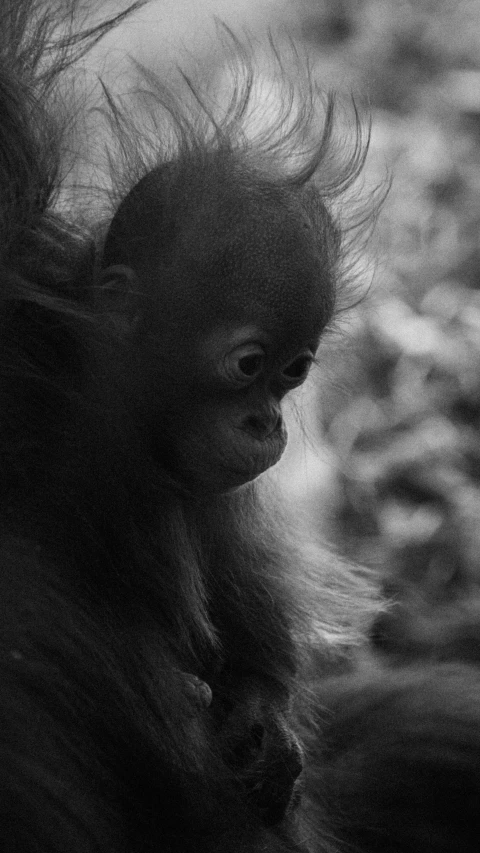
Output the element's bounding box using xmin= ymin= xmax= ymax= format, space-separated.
xmin=243 ymin=411 xmax=282 ymax=440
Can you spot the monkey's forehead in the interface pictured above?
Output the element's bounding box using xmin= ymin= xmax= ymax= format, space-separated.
xmin=182 ymin=218 xmax=336 ymax=339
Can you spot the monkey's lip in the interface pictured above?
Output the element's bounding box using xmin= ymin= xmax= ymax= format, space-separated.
xmin=224 ymin=468 xmax=263 ymax=487
xmin=183 ymin=443 xmax=285 ymax=491
xmin=222 ymin=455 xmax=283 ymax=487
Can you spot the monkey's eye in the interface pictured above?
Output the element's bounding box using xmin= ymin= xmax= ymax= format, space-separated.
xmin=282 ymin=354 xmax=313 ymax=384
xmin=223 ymin=344 xmax=265 ymax=385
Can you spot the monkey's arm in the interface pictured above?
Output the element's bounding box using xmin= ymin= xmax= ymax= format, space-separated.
xmin=205 ymin=540 xmax=305 ymax=825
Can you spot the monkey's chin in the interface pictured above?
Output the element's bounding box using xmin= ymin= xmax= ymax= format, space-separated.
xmin=216 ymin=458 xmax=283 ymax=492
xmin=183 ymin=462 xmax=277 ymax=495
xmin=177 ymin=449 xmax=285 ymax=494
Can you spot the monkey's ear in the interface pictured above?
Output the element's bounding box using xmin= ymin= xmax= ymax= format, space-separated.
xmin=97 ymin=264 xmax=141 ymax=335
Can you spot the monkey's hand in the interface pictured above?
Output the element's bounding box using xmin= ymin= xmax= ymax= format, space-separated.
xmin=214 ymin=679 xmax=304 ymax=826
xmin=181 ymin=672 xmax=213 ymax=711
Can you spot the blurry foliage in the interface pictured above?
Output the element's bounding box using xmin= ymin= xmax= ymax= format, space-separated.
xmin=325 ymin=287 xmax=480 ymax=579
xmin=298 ymin=0 xmax=480 ymax=602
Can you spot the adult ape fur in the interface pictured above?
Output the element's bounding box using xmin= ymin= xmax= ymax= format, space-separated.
xmin=0 ymin=2 xmax=376 ymax=851
xmin=305 ymin=662 xmax=480 ymax=853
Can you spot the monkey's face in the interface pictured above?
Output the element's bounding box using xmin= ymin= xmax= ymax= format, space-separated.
xmin=109 ymin=189 xmax=336 ymax=493
xmin=167 ymin=323 xmax=319 ymax=492
xmin=154 ymin=274 xmax=331 ymax=493
xmin=145 ymin=212 xmax=334 ymax=491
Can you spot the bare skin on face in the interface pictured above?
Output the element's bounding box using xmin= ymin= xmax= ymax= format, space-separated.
xmin=101 ymin=167 xmax=336 ymax=493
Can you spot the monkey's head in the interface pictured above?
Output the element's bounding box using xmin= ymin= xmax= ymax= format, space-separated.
xmin=99 ymin=151 xmax=340 ymax=493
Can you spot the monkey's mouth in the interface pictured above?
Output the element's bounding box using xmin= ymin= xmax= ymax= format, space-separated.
xmin=224 ymin=467 xmax=265 ymax=488
xmin=231 ymin=427 xmax=287 ymax=481
xmin=174 ymin=435 xmax=286 ymax=492
xmin=221 ymin=449 xmax=286 ymax=489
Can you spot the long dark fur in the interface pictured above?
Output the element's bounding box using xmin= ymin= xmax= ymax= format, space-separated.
xmin=305 ymin=662 xmax=480 ymax=853
xmin=0 ymin=4 xmax=379 ymax=851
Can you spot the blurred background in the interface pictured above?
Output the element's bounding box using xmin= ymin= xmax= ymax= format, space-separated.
xmin=91 ymin=0 xmax=480 ymax=643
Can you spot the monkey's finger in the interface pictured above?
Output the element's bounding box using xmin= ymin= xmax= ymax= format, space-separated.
xmin=182 ymin=673 xmax=213 ymax=708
